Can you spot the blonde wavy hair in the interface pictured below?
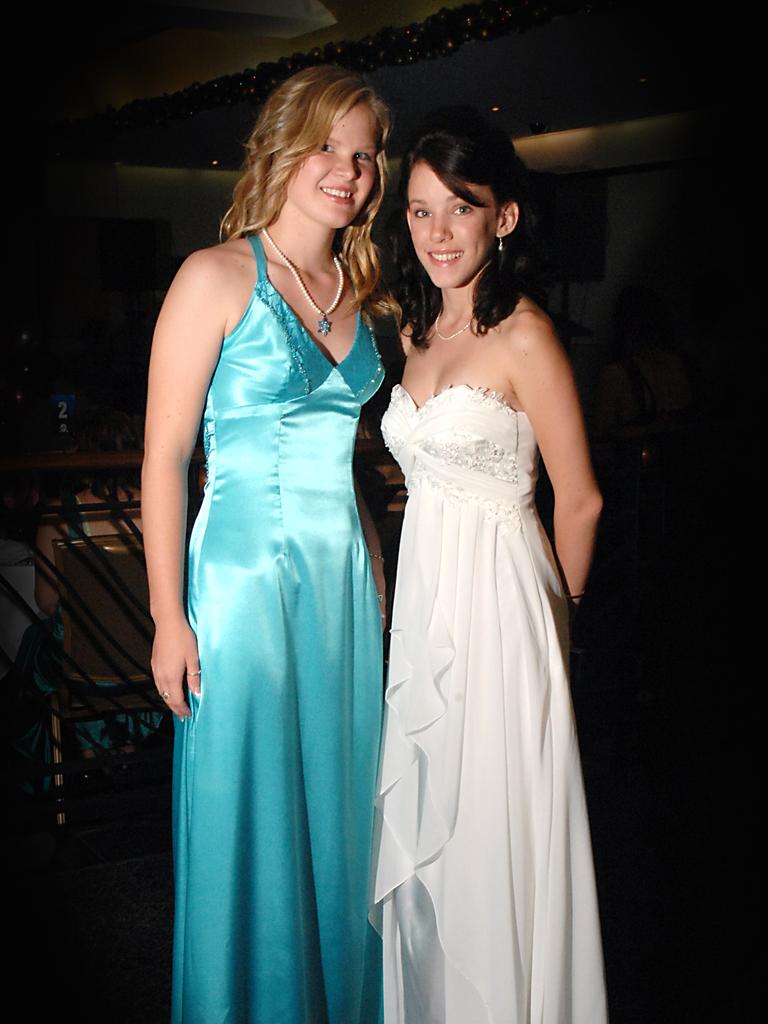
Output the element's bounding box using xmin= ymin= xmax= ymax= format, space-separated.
xmin=221 ymin=65 xmax=393 ymax=317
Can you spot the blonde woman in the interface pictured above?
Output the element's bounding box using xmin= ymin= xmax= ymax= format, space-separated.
xmin=142 ymin=67 xmax=390 ymax=1023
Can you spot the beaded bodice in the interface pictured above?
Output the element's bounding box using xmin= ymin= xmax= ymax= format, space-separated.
xmin=382 ymin=383 xmax=540 ymax=529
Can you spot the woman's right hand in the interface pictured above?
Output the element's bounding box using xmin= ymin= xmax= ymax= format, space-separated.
xmin=151 ymin=615 xmax=201 ymax=720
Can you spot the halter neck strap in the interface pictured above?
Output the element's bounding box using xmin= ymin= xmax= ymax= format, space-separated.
xmin=247 ymin=233 xmax=268 ymax=283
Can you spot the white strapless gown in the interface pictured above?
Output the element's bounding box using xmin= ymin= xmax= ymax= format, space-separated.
xmin=372 ymin=384 xmax=608 ymax=1024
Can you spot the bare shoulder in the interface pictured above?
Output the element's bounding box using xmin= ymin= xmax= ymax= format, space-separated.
xmin=157 ymin=239 xmax=257 ymax=341
xmin=174 ymin=237 xmax=253 ymax=291
xmin=497 ymin=297 xmax=562 ymax=361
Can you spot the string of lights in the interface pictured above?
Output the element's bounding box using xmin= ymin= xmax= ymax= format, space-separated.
xmin=51 ymin=1 xmax=621 ymax=155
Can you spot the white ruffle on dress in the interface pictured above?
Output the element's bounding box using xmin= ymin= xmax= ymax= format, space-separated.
xmin=372 ymin=384 xmax=607 ymax=1024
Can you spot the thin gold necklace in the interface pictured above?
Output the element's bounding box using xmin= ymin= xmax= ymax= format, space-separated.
xmin=262 ymin=228 xmax=344 ymax=337
xmin=434 ymin=310 xmax=472 ymax=341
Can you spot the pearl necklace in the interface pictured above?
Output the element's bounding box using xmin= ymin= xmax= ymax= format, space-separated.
xmin=434 ymin=311 xmax=473 ymax=341
xmin=262 ymin=228 xmax=344 ymax=336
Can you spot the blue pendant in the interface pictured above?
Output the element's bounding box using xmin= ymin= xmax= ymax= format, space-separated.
xmin=317 ymin=316 xmax=331 ymax=336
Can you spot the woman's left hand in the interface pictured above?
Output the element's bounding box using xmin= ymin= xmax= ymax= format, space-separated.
xmin=372 ymin=556 xmax=387 ymax=632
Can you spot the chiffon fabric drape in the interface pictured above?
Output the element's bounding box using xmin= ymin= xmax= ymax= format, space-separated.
xmin=373 ymin=383 xmax=607 ymax=1024
xmin=172 ymin=234 xmax=385 ymax=1023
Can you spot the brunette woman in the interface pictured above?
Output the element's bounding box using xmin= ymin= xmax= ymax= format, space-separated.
xmin=372 ymin=108 xmax=607 ymax=1024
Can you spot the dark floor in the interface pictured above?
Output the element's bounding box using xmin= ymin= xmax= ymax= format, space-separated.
xmin=6 ymin=431 xmax=761 ymax=1023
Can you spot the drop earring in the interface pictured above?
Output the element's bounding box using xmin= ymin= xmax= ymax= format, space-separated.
xmin=497 ymin=236 xmax=504 ymax=252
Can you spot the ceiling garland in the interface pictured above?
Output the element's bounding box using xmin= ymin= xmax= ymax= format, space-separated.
xmin=53 ymin=1 xmax=621 ymax=154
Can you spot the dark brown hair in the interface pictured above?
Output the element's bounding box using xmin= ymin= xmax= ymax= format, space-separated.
xmin=392 ymin=106 xmax=539 ymax=347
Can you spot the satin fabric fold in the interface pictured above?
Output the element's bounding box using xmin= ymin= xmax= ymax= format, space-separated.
xmin=172 ymin=235 xmax=385 ymax=1024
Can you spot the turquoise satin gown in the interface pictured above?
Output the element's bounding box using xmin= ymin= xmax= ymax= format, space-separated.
xmin=171 ymin=234 xmax=385 ymax=1023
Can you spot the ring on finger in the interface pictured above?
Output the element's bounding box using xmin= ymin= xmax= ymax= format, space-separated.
xmin=187 ymin=669 xmax=201 ymax=677
xmin=160 ymin=690 xmax=171 ymax=702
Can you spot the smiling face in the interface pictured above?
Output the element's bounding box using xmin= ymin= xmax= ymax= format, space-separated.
xmin=406 ymin=160 xmax=517 ymax=289
xmin=283 ymin=102 xmax=379 ymax=232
